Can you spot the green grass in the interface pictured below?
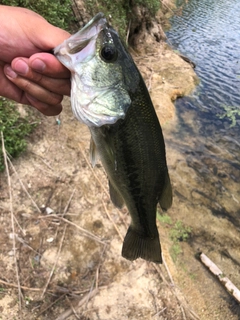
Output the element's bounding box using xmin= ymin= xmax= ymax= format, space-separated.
xmin=1 ymin=0 xmax=74 ymax=30
xmin=157 ymin=212 xmax=173 ymax=225
xmin=169 ymin=220 xmax=192 ymax=243
xmin=0 ymin=98 xmax=38 ymax=171
xmin=0 ymin=0 xmax=73 ymax=172
xmin=169 ymin=220 xmax=191 ymax=261
xmin=157 ymin=212 xmax=192 ymax=262
xmin=86 ymin=0 xmax=161 ymax=40
xmin=0 ymin=0 xmax=164 ymax=171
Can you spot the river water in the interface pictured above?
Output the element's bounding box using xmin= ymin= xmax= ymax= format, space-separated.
xmin=167 ymin=0 xmax=240 ymax=117
xmin=163 ymin=0 xmax=240 ymax=317
xmin=166 ymin=0 xmax=240 ymax=225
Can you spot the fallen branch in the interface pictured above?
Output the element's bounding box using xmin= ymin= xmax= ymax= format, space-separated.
xmin=55 ymin=288 xmax=99 ymax=320
xmin=200 ymin=252 xmax=240 ymax=303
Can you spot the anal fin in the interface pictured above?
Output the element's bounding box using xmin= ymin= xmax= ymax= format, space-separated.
xmin=121 ymin=226 xmax=162 ymax=263
xmin=109 ymin=180 xmax=124 ymax=209
xmin=159 ymin=172 xmax=172 ymax=211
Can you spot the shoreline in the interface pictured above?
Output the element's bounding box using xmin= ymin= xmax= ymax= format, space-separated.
xmin=134 ymin=41 xmax=199 ymax=125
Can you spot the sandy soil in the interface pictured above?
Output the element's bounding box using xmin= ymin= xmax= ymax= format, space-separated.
xmin=0 ymin=42 xmax=239 ymax=320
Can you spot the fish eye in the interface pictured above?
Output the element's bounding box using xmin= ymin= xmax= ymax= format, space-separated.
xmin=100 ymin=45 xmax=118 ymax=62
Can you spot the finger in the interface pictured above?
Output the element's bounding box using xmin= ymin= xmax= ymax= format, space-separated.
xmin=29 ymin=52 xmax=70 ymax=78
xmin=11 ymin=58 xmax=70 ymax=96
xmin=4 ymin=64 xmax=64 ymax=106
xmin=1 ymin=62 xmax=62 ymax=115
xmin=25 ymin=93 xmax=62 ymax=116
xmin=0 ymin=63 xmax=29 ymax=104
xmin=0 ymin=65 xmax=61 ymax=115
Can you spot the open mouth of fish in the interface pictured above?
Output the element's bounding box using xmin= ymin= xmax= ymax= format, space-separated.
xmin=54 ymin=13 xmax=108 ymax=67
xmin=54 ymin=13 xmax=131 ymax=127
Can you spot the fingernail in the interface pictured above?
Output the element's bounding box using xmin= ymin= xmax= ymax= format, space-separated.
xmin=5 ymin=66 xmax=17 ymax=79
xmin=31 ymin=59 xmax=46 ymax=72
xmin=13 ymin=59 xmax=29 ymax=75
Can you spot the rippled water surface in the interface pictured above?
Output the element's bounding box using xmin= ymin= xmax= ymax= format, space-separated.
xmin=167 ymin=0 xmax=240 ymax=116
xmin=163 ymin=1 xmax=240 ymax=316
xmin=165 ymin=0 xmax=240 ymax=216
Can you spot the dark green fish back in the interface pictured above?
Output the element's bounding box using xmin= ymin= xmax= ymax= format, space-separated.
xmin=113 ymin=79 xmax=172 ymax=262
xmin=90 ymin=27 xmax=172 ymax=263
xmin=54 ymin=13 xmax=172 ymax=263
xmin=90 ymin=73 xmax=172 ymax=263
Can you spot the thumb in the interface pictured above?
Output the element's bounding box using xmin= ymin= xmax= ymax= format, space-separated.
xmin=39 ymin=25 xmax=70 ymax=49
xmin=31 ymin=23 xmax=71 ymax=51
xmin=29 ymin=53 xmax=70 ymax=78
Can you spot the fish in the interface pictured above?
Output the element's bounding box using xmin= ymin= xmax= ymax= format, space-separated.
xmin=54 ymin=13 xmax=172 ymax=263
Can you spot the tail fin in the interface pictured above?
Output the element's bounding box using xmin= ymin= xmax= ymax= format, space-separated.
xmin=121 ymin=227 xmax=162 ymax=263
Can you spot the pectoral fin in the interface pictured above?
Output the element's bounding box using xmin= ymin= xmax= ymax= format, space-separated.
xmin=109 ymin=180 xmax=124 ymax=208
xmin=89 ymin=137 xmax=99 ymax=167
xmin=159 ymin=172 xmax=172 ymax=211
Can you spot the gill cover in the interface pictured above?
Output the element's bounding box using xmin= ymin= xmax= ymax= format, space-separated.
xmin=54 ymin=13 xmax=139 ymax=127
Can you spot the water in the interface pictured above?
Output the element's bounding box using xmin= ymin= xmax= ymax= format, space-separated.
xmin=167 ymin=0 xmax=240 ymax=118
xmin=164 ymin=1 xmax=240 ymax=315
xmin=165 ymin=0 xmax=240 ymax=216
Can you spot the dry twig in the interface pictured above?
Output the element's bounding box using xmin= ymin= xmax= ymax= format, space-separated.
xmin=63 ymin=188 xmax=76 ymax=216
xmin=126 ymin=19 xmax=131 ymax=44
xmin=79 ymin=143 xmax=127 ymax=235
xmin=7 ymin=155 xmax=41 ymax=213
xmin=66 ymin=296 xmax=80 ymax=320
xmin=153 ymin=307 xmax=167 ymax=317
xmin=153 ymin=261 xmax=199 ymax=320
xmin=101 ymin=197 xmax=124 ymax=242
xmin=55 ymin=288 xmax=99 ymax=320
xmin=39 ymin=214 xmax=105 ymax=244
xmin=37 ymin=294 xmax=66 ymax=317
xmin=1 ymin=132 xmax=23 ymax=314
xmin=40 ymin=187 xmax=78 ymax=299
xmin=0 ymin=153 xmax=26 ymax=235
xmin=200 ymin=252 xmax=240 ymax=303
xmin=0 ymin=278 xmax=104 ymax=297
xmin=41 ymin=224 xmax=67 ymax=299
xmin=162 ymin=256 xmax=175 ymax=285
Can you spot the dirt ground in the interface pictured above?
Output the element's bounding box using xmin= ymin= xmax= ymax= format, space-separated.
xmin=0 ymin=41 xmax=239 ymax=320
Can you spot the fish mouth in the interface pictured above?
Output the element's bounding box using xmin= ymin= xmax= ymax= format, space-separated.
xmin=54 ymin=12 xmax=107 ymax=56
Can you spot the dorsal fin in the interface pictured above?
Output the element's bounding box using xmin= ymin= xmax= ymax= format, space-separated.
xmin=159 ymin=172 xmax=172 ymax=211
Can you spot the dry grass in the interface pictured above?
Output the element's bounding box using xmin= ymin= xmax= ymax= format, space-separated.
xmin=0 ymin=126 xmax=200 ymax=320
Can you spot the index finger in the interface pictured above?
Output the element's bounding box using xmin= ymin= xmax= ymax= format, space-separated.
xmin=29 ymin=52 xmax=70 ymax=78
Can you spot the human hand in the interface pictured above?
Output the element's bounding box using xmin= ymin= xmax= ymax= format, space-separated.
xmin=0 ymin=5 xmax=71 ymax=115
xmin=4 ymin=53 xmax=71 ymax=116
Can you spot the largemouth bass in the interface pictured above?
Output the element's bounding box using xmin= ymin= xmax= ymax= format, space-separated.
xmin=54 ymin=13 xmax=172 ymax=263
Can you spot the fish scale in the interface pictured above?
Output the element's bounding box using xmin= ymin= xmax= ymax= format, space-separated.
xmin=54 ymin=13 xmax=172 ymax=263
